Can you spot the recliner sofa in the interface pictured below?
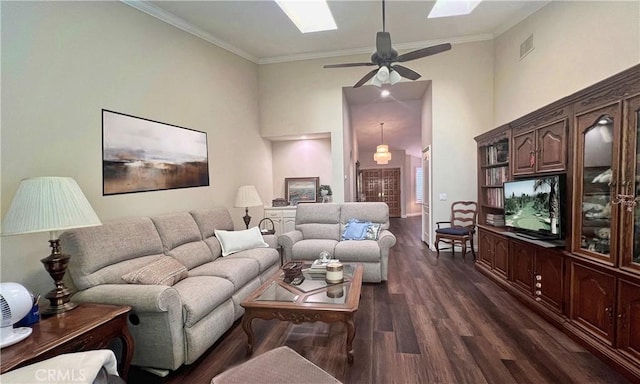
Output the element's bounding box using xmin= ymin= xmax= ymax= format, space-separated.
xmin=277 ymin=202 xmax=396 ymax=283
xmin=60 ymin=207 xmax=280 ymax=371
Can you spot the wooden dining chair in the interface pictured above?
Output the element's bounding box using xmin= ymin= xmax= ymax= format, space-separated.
xmin=435 ymin=201 xmax=478 ymax=259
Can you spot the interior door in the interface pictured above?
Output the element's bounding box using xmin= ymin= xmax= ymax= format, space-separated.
xmin=422 ymin=147 xmax=432 ymax=247
xmin=362 ymin=168 xmax=401 ymax=217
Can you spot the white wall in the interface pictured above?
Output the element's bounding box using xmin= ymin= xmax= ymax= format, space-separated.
xmin=494 ymin=1 xmax=640 ymax=125
xmin=342 ymin=91 xmax=355 ymax=202
xmin=406 ymin=155 xmax=422 ymax=217
xmin=1 ymin=2 xmax=270 ymax=294
xmin=271 ymin=139 xmax=333 ymax=201
xmin=260 ymin=40 xmax=494 ymax=227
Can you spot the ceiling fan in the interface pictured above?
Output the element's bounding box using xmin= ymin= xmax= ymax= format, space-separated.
xmin=324 ymin=0 xmax=452 ymax=88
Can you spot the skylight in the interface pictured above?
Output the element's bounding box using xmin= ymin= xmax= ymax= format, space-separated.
xmin=275 ymin=0 xmax=337 ymax=33
xmin=428 ymin=0 xmax=483 ymax=19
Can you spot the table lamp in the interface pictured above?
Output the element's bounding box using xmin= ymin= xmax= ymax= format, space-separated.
xmin=1 ymin=177 xmax=101 ymax=315
xmin=234 ymin=185 xmax=263 ymax=229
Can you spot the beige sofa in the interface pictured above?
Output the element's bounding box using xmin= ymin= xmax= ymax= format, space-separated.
xmin=277 ymin=202 xmax=396 ymax=283
xmin=60 ymin=207 xmax=280 ymax=372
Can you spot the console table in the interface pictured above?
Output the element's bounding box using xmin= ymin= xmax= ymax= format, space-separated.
xmin=0 ymin=303 xmax=134 ymax=380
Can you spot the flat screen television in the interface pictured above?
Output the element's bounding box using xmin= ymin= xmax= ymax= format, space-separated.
xmin=503 ymin=175 xmax=564 ymax=240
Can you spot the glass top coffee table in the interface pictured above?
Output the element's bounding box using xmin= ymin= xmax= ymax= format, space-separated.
xmin=240 ymin=262 xmax=363 ymax=363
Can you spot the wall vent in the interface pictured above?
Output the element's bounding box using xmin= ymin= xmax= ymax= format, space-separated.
xmin=520 ymin=34 xmax=535 ymax=60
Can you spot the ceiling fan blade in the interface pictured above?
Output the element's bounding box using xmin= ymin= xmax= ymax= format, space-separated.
xmin=396 ymin=43 xmax=452 ymax=63
xmin=354 ymin=68 xmax=379 ymax=88
xmin=324 ymin=62 xmax=376 ymax=68
xmin=376 ymin=32 xmax=393 ymax=57
xmin=392 ymin=65 xmax=421 ymax=81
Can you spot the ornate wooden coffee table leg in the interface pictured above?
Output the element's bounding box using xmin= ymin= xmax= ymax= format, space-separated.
xmin=345 ymin=316 xmax=356 ymax=364
xmin=241 ymin=314 xmax=255 ymax=355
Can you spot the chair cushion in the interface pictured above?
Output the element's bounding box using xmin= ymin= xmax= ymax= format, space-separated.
xmin=224 ymin=247 xmax=280 ymax=273
xmin=334 ymin=240 xmax=381 ymax=262
xmin=173 ymin=276 xmax=235 ymax=327
xmin=291 ymin=239 xmax=338 ymax=260
xmin=435 ymin=227 xmax=471 ymax=236
xmin=189 ymin=258 xmax=260 ymax=290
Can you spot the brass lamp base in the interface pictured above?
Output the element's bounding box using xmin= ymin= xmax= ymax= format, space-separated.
xmin=243 ymin=207 xmax=252 ymax=229
xmin=40 ymin=239 xmax=78 ymax=316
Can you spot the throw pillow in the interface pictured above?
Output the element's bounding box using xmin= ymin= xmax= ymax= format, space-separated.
xmin=215 ymin=226 xmax=269 ymax=256
xmin=122 ymin=256 xmax=188 ymax=286
xmin=365 ymin=223 xmax=382 ymax=240
xmin=342 ymin=218 xmax=371 ymax=240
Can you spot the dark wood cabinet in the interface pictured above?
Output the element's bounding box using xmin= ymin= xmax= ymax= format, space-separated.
xmin=534 ymin=248 xmax=564 ymax=313
xmin=619 ymin=95 xmax=640 ymax=274
xmin=513 ymin=119 xmax=568 ymax=176
xmin=569 ymin=262 xmax=616 ymax=345
xmin=477 ymin=228 xmax=508 ymax=278
xmin=475 ymin=126 xmax=510 ymax=227
xmin=510 ymin=240 xmax=563 ymax=314
xmin=616 ymin=279 xmax=640 ymax=361
xmin=474 ymin=65 xmax=640 ymax=381
xmin=617 ymin=279 xmax=640 ymax=363
xmin=572 ymin=102 xmax=622 ymax=265
xmin=511 ymin=240 xmax=535 ymax=293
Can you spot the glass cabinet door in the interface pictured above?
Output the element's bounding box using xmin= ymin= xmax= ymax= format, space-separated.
xmin=621 ymin=96 xmax=640 ymax=273
xmin=573 ymin=104 xmax=621 ymax=264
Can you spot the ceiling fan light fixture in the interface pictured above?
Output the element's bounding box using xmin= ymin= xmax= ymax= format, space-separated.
xmin=389 ymin=70 xmax=402 ymax=85
xmin=376 ymin=66 xmax=390 ymax=82
xmin=371 ymin=76 xmax=383 ymax=87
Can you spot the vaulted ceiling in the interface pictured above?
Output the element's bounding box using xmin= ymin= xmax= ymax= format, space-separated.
xmin=125 ymin=1 xmax=548 ymax=158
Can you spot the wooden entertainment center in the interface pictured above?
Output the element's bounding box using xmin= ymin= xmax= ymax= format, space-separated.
xmin=474 ymin=64 xmax=640 ymax=381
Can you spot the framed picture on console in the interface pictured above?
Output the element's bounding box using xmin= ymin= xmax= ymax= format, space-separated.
xmin=102 ymin=109 xmax=210 ymax=195
xmin=285 ymin=177 xmax=319 ymax=204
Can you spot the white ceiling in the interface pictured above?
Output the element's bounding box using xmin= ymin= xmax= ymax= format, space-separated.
xmin=125 ymin=0 xmax=548 ymax=158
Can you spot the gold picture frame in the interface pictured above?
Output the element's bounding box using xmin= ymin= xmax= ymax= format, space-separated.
xmin=285 ymin=177 xmax=319 ymax=204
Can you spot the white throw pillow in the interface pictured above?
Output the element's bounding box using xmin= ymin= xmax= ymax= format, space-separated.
xmin=215 ymin=227 xmax=269 ymax=256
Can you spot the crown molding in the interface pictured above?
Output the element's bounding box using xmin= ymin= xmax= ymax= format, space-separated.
xmin=493 ymin=1 xmax=551 ymax=37
xmin=122 ymin=1 xmax=509 ymax=66
xmin=258 ymin=33 xmax=494 ymax=65
xmin=121 ymin=0 xmax=259 ymax=63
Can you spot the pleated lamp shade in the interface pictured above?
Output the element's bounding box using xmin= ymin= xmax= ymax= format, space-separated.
xmin=234 ymin=185 xmax=263 ymax=208
xmin=2 ymin=177 xmax=101 ymax=236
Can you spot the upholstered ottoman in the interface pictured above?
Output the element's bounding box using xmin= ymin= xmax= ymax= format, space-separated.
xmin=211 ymin=346 xmax=342 ymax=384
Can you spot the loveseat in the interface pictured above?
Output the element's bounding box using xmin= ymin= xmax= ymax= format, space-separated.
xmin=59 ymin=207 xmax=280 ymax=372
xmin=277 ymin=202 xmax=396 ymax=283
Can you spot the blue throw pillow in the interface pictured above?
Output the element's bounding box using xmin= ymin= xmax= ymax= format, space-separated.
xmin=342 ymin=219 xmax=371 ymax=240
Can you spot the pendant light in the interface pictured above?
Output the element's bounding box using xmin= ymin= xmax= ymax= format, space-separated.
xmin=373 ymin=122 xmax=392 ymax=164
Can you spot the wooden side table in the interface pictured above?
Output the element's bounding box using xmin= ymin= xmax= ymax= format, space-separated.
xmin=0 ymin=303 xmax=134 ymax=380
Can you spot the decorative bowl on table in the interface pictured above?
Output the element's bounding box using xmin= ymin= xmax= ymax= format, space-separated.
xmin=282 ymin=261 xmax=303 ymax=283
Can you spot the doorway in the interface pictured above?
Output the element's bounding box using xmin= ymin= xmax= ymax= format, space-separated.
xmin=362 ymin=168 xmax=401 ymax=217
xmin=422 ymin=146 xmax=433 ymax=247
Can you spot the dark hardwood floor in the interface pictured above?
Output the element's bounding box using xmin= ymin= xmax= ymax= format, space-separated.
xmin=129 ymin=217 xmax=630 ymax=384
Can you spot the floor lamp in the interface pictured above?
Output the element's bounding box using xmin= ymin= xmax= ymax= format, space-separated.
xmin=234 ymin=185 xmax=263 ymax=229
xmin=1 ymin=177 xmax=101 ymax=315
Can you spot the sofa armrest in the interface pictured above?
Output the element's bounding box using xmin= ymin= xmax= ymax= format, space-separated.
xmin=72 ymin=284 xmax=182 ymax=313
xmin=278 ymin=230 xmax=303 ymax=262
xmin=72 ymin=284 xmax=186 ymax=369
xmin=378 ymin=230 xmax=397 ymax=250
